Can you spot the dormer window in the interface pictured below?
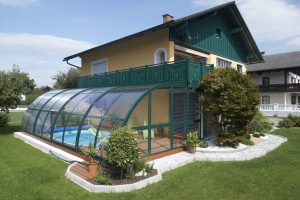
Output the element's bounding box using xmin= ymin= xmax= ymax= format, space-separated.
xmin=154 ymin=48 xmax=167 ymax=64
xmin=216 ymin=28 xmax=221 ymax=39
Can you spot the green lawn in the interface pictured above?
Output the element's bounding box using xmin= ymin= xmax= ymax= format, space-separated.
xmin=1 ymin=112 xmax=300 ymax=200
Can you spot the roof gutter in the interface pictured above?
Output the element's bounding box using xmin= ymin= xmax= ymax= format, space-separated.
xmin=65 ymin=59 xmax=81 ymax=69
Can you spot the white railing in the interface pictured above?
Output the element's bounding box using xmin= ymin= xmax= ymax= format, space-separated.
xmin=260 ymin=104 xmax=300 ymax=111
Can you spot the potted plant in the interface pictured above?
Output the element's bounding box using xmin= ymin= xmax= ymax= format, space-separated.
xmin=186 ymin=132 xmax=200 ymax=154
xmin=85 ymin=143 xmax=99 ymax=177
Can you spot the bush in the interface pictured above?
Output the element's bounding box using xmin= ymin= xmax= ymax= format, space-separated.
xmin=108 ymin=125 xmax=139 ymax=178
xmin=94 ymin=169 xmax=111 ymax=185
xmin=245 ymin=133 xmax=251 ymax=139
xmin=200 ymin=68 xmax=260 ymax=135
xmin=278 ymin=114 xmax=300 ymax=128
xmin=247 ymin=112 xmax=272 ymax=133
xmin=186 ymin=132 xmax=200 ymax=147
xmin=198 ymin=140 xmax=208 ymax=148
xmin=252 ymin=133 xmax=260 ymax=138
xmin=240 ymin=138 xmax=254 ymax=146
xmin=217 ymin=132 xmax=240 ymax=148
xmin=133 ymin=159 xmax=146 ymax=174
xmin=287 ymin=114 xmax=300 ymax=127
xmin=0 ymin=112 xmax=9 ymax=127
xmin=144 ymin=163 xmax=154 ymax=173
xmin=278 ymin=118 xmax=295 ymax=128
xmin=259 ymin=133 xmax=265 ymax=137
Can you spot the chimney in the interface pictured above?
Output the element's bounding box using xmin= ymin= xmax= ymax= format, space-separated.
xmin=163 ymin=14 xmax=174 ymax=23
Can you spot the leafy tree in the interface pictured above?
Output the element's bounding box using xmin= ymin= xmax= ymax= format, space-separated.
xmin=107 ymin=125 xmax=139 ymax=178
xmin=52 ymin=68 xmax=80 ymax=89
xmin=0 ymin=65 xmax=35 ymax=126
xmin=200 ymin=68 xmax=260 ymax=135
xmin=22 ymin=85 xmax=52 ymax=105
xmin=0 ymin=66 xmax=35 ymax=112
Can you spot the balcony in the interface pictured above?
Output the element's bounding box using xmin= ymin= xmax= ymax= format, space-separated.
xmin=258 ymin=84 xmax=300 ymax=93
xmin=77 ymin=60 xmax=214 ymax=89
xmin=260 ymin=103 xmax=300 ymax=117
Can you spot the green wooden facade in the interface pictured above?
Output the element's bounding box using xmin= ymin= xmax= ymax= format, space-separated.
xmin=170 ymin=11 xmax=247 ymax=63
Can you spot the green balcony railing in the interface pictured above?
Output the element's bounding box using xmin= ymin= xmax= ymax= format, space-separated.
xmin=77 ymin=60 xmax=213 ymax=89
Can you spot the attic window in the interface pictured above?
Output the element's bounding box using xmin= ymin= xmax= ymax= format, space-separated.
xmin=216 ymin=28 xmax=221 ymax=39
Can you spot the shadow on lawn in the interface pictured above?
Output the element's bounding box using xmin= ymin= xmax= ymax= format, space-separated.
xmin=0 ymin=125 xmax=21 ymax=135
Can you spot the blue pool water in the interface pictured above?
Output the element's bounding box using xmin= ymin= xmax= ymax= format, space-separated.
xmin=53 ymin=130 xmax=109 ymax=146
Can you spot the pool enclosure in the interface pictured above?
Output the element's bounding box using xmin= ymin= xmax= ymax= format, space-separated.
xmin=21 ymin=84 xmax=201 ymax=156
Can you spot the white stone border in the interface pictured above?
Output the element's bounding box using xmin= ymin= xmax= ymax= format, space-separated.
xmin=65 ymin=163 xmax=162 ymax=193
xmin=14 ymin=132 xmax=84 ymax=163
xmin=194 ymin=134 xmax=287 ymax=161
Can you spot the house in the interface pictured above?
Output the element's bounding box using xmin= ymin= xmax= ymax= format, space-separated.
xmin=21 ymin=2 xmax=262 ymax=158
xmin=248 ymin=51 xmax=300 ymax=117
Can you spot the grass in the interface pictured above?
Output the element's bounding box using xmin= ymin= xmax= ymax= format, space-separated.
xmin=1 ymin=112 xmax=300 ymax=200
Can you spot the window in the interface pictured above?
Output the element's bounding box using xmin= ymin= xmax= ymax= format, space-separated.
xmin=91 ymin=58 xmax=108 ymax=75
xmin=154 ymin=48 xmax=167 ymax=64
xmin=262 ymin=77 xmax=270 ymax=85
xmin=216 ymin=58 xmax=231 ymax=68
xmin=298 ymin=80 xmax=300 ymax=83
xmin=261 ymin=96 xmax=270 ymax=104
xmin=216 ymin=28 xmax=221 ymax=39
xmin=237 ymin=64 xmax=243 ymax=73
xmin=291 ymin=95 xmax=296 ymax=105
xmin=291 ymin=77 xmax=296 ymax=83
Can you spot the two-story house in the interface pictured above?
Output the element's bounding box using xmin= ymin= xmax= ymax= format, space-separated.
xmin=21 ymin=2 xmax=263 ymax=159
xmin=248 ymin=51 xmax=300 ymax=117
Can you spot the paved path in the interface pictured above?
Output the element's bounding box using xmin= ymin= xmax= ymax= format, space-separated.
xmin=151 ymin=134 xmax=287 ymax=174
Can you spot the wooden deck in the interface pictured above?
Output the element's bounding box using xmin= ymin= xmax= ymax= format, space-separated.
xmin=70 ymin=163 xmax=94 ymax=180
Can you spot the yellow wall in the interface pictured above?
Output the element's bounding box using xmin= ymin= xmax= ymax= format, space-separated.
xmin=80 ymin=28 xmax=174 ymax=76
xmin=129 ymin=89 xmax=169 ymax=127
xmin=207 ymin=54 xmax=247 ymax=74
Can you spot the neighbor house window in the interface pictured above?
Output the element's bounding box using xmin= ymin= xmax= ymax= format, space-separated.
xmin=262 ymin=77 xmax=270 ymax=85
xmin=91 ymin=58 xmax=108 ymax=75
xmin=216 ymin=58 xmax=231 ymax=68
xmin=154 ymin=48 xmax=167 ymax=64
xmin=291 ymin=95 xmax=296 ymax=105
xmin=216 ymin=28 xmax=221 ymax=39
xmin=261 ymin=96 xmax=270 ymax=104
xmin=237 ymin=64 xmax=243 ymax=73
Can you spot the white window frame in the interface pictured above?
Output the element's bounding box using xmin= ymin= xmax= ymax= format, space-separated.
xmin=154 ymin=48 xmax=167 ymax=64
xmin=216 ymin=57 xmax=232 ymax=68
xmin=91 ymin=58 xmax=108 ymax=75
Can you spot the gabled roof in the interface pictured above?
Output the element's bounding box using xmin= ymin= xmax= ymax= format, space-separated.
xmin=63 ymin=1 xmax=263 ymax=64
xmin=248 ymin=51 xmax=300 ymax=72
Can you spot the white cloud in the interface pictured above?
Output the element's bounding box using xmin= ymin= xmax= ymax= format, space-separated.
xmin=0 ymin=33 xmax=95 ymax=86
xmin=0 ymin=0 xmax=40 ymax=7
xmin=191 ymin=0 xmax=300 ymax=53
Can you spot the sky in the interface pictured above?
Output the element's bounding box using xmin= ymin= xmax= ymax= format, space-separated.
xmin=1 ymin=0 xmax=300 ymax=86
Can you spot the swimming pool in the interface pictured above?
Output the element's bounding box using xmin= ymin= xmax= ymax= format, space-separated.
xmin=53 ymin=130 xmax=109 ymax=146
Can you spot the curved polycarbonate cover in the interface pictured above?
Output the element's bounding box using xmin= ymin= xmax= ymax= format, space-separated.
xmin=20 ymin=85 xmax=158 ymax=151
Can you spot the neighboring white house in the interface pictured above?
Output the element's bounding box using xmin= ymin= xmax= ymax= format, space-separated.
xmin=248 ymin=51 xmax=300 ymax=117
